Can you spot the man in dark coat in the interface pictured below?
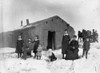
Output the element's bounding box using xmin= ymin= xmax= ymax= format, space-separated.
xmin=62 ymin=29 xmax=70 ymax=59
xmin=16 ymin=35 xmax=24 ymax=58
xmin=82 ymin=38 xmax=90 ymax=59
xmin=66 ymin=35 xmax=79 ymax=60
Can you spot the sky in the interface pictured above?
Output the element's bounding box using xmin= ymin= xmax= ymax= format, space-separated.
xmin=1 ymin=0 xmax=100 ymax=36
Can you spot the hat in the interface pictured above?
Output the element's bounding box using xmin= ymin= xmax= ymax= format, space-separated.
xmin=64 ymin=29 xmax=67 ymax=31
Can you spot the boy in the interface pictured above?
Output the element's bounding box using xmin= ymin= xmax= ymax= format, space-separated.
xmin=82 ymin=38 xmax=90 ymax=59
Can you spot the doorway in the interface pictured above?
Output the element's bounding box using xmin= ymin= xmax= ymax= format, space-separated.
xmin=47 ymin=31 xmax=56 ymax=50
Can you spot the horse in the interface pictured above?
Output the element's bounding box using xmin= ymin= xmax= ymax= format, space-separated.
xmin=78 ymin=31 xmax=83 ymax=42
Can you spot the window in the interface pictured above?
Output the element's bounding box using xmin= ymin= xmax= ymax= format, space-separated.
xmin=51 ymin=19 xmax=53 ymax=21
xmin=46 ymin=21 xmax=48 ymax=24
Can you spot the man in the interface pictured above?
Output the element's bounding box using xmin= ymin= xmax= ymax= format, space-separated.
xmin=62 ymin=29 xmax=70 ymax=59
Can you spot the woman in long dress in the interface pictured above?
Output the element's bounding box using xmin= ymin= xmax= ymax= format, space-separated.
xmin=62 ymin=29 xmax=70 ymax=59
xmin=66 ymin=35 xmax=79 ymax=60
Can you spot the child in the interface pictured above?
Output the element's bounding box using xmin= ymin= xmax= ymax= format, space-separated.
xmin=27 ymin=39 xmax=33 ymax=57
xmin=16 ymin=35 xmax=24 ymax=58
xmin=82 ymin=38 xmax=90 ymax=59
xmin=33 ymin=35 xmax=40 ymax=58
xmin=22 ymin=38 xmax=33 ymax=60
xmin=36 ymin=45 xmax=42 ymax=60
xmin=47 ymin=49 xmax=57 ymax=62
xmin=22 ymin=43 xmax=28 ymax=60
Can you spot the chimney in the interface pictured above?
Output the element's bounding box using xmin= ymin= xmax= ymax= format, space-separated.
xmin=26 ymin=19 xmax=29 ymax=25
xmin=21 ymin=20 xmax=23 ymax=26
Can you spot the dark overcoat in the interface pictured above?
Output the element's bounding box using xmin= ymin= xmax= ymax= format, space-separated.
xmin=66 ymin=40 xmax=79 ymax=60
xmin=33 ymin=40 xmax=40 ymax=53
xmin=83 ymin=40 xmax=90 ymax=51
xmin=16 ymin=40 xmax=24 ymax=53
xmin=62 ymin=35 xmax=70 ymax=54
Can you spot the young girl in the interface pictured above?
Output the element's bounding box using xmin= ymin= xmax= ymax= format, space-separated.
xmin=33 ymin=35 xmax=40 ymax=58
xmin=16 ymin=35 xmax=24 ymax=58
xmin=36 ymin=45 xmax=42 ymax=60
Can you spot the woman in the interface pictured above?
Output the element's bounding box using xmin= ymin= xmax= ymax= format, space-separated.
xmin=62 ymin=29 xmax=70 ymax=59
xmin=16 ymin=35 xmax=24 ymax=58
xmin=66 ymin=35 xmax=79 ymax=60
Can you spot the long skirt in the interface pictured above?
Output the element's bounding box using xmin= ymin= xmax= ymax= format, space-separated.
xmin=66 ymin=49 xmax=79 ymax=60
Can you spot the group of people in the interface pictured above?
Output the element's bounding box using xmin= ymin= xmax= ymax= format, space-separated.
xmin=62 ymin=29 xmax=90 ymax=60
xmin=16 ymin=35 xmax=42 ymax=60
xmin=16 ymin=29 xmax=93 ymax=61
xmin=16 ymin=35 xmax=57 ymax=61
xmin=78 ymin=29 xmax=98 ymax=43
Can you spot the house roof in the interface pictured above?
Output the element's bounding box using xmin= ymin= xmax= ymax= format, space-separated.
xmin=23 ymin=15 xmax=69 ymax=28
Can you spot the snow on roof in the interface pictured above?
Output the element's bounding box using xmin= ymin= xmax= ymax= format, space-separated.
xmin=14 ymin=15 xmax=70 ymax=31
xmin=23 ymin=15 xmax=66 ymax=28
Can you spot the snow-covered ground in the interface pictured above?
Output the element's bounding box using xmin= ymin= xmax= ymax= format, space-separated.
xmin=0 ymin=42 xmax=100 ymax=73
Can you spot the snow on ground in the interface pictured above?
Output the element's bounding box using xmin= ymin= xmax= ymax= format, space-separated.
xmin=0 ymin=43 xmax=100 ymax=73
